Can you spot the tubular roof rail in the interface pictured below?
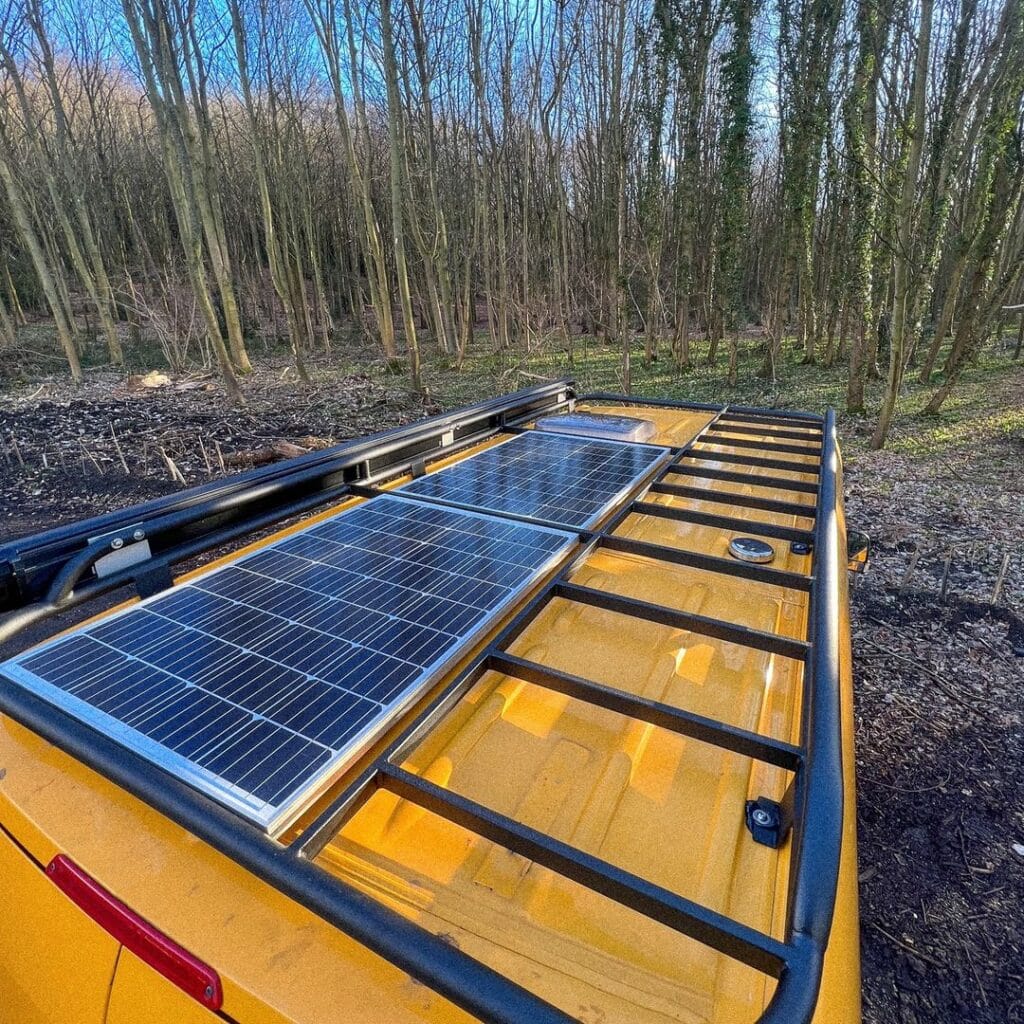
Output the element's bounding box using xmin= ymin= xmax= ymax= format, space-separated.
xmin=0 ymin=379 xmax=577 ymax=617
xmin=0 ymin=385 xmax=844 ymax=1024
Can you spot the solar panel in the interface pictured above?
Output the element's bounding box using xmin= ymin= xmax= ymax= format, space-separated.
xmin=398 ymin=430 xmax=667 ymax=528
xmin=1 ymin=495 xmax=574 ymax=831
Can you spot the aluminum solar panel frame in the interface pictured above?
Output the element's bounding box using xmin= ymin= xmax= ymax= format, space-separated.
xmin=397 ymin=430 xmax=668 ymax=529
xmin=0 ymin=495 xmax=575 ymax=833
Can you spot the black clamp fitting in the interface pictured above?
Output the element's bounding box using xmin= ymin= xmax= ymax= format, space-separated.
xmin=745 ymin=795 xmax=793 ymax=848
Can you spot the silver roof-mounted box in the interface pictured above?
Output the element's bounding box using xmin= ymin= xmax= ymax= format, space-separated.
xmin=534 ymin=411 xmax=657 ymax=444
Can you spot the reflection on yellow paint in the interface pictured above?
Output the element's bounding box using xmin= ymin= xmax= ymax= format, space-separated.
xmin=0 ymin=403 xmax=857 ymax=1024
xmin=315 ymin=440 xmax=819 ymax=1021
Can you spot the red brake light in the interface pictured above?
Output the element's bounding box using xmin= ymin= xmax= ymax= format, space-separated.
xmin=46 ymin=854 xmax=223 ymax=1011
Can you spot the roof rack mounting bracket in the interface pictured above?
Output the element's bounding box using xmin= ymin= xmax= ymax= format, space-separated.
xmin=745 ymin=788 xmax=795 ymax=849
xmin=0 ymin=555 xmax=27 ymax=609
xmin=133 ymin=557 xmax=175 ymax=599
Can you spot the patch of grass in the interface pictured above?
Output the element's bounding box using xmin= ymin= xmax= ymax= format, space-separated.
xmin=398 ymin=332 xmax=1023 ymax=463
xmin=5 ymin=321 xmax=1021 ymax=464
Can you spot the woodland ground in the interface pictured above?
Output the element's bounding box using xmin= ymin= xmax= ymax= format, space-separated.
xmin=1 ymin=333 xmax=1022 ymax=1024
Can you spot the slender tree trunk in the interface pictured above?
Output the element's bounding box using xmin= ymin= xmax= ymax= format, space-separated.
xmin=379 ymin=0 xmax=421 ymax=391
xmin=3 ymin=264 xmax=25 ymax=325
xmin=0 ymin=154 xmax=81 ymax=379
xmin=0 ymin=280 xmax=16 ymax=347
xmin=871 ymin=0 xmax=932 ymax=449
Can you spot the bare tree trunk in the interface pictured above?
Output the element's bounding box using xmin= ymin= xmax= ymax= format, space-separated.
xmin=0 ymin=153 xmax=81 ymax=379
xmin=0 ymin=288 xmax=14 ymax=347
xmin=120 ymin=0 xmax=246 ymax=400
xmin=871 ymin=0 xmax=932 ymax=449
xmin=379 ymin=0 xmax=421 ymax=391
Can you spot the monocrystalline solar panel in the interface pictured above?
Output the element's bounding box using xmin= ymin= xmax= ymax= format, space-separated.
xmin=1 ymin=495 xmax=573 ymax=831
xmin=398 ymin=430 xmax=667 ymax=528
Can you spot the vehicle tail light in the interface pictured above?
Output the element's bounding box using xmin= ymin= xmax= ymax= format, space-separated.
xmin=46 ymin=854 xmax=223 ymax=1010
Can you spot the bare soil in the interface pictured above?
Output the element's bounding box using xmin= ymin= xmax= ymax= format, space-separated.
xmin=0 ymin=367 xmax=422 ymax=542
xmin=842 ymin=378 xmax=1024 ymax=1024
xmin=1 ymin=363 xmax=1022 ymax=1023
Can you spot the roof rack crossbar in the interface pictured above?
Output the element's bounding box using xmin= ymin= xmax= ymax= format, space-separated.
xmin=700 ymin=435 xmax=823 ymax=457
xmin=597 ymin=533 xmax=812 ymax=591
xmin=655 ymin=477 xmax=815 ymax=516
xmin=631 ymin=501 xmax=815 ymax=545
xmin=709 ymin=423 xmax=822 ymax=442
xmin=487 ymin=651 xmax=803 ymax=769
xmin=378 ymin=765 xmax=791 ymax=977
xmin=575 ymin=392 xmax=825 ymax=426
xmin=577 ymin=391 xmax=726 ymax=413
xmin=718 ymin=405 xmax=823 ymax=423
xmin=669 ymin=465 xmax=820 ymax=494
xmin=717 ymin=411 xmax=823 ymax=428
xmin=552 ymin=581 xmax=810 ymax=661
xmin=683 ymin=449 xmax=821 ymax=476
xmin=652 ymin=480 xmax=818 ymax=519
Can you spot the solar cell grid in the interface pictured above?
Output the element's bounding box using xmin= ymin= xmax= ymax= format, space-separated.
xmin=1 ymin=495 xmax=574 ymax=830
xmin=398 ymin=430 xmax=666 ymax=528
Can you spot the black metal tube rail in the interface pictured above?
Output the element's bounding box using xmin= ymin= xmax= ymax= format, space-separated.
xmin=651 ymin=475 xmax=819 ymax=516
xmin=577 ymin=391 xmax=825 ymax=424
xmin=552 ymin=580 xmax=810 ymax=660
xmin=597 ymin=533 xmax=813 ymax=591
xmin=487 ymin=651 xmax=803 ymax=770
xmin=707 ymin=422 xmax=823 ymax=442
xmin=0 ymin=379 xmax=576 ymax=614
xmin=702 ymin=434 xmax=823 ymax=456
xmin=633 ymin=500 xmax=815 ymax=545
xmin=757 ymin=407 xmax=844 ymax=1023
xmin=378 ymin=765 xmax=792 ymax=977
xmin=717 ymin=410 xmax=823 ymax=428
xmin=683 ymin=449 xmax=821 ymax=475
xmin=669 ymin=464 xmax=820 ymax=494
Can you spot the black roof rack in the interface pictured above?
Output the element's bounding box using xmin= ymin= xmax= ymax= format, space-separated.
xmin=0 ymin=382 xmax=845 ymax=1024
xmin=0 ymin=379 xmax=575 ymax=619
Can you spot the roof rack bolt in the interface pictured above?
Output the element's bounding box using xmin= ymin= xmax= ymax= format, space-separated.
xmin=790 ymin=540 xmax=812 ymax=556
xmin=745 ymin=796 xmax=791 ymax=848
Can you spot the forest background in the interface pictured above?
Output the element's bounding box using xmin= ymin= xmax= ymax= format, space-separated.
xmin=0 ymin=0 xmax=1022 ymax=448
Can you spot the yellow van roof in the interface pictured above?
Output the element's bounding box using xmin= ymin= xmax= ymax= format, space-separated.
xmin=0 ymin=387 xmax=859 ymax=1024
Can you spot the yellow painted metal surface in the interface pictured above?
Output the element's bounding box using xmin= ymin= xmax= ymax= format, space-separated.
xmin=0 ymin=402 xmax=860 ymax=1024
xmin=316 ymin=546 xmax=805 ymax=1022
xmin=0 ymin=825 xmax=119 ymax=1024
xmin=106 ymin=951 xmax=221 ymax=1024
xmin=0 ymin=717 xmax=476 ymax=1024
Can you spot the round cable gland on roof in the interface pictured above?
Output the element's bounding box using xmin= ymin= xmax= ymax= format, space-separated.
xmin=728 ymin=537 xmax=775 ymax=564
